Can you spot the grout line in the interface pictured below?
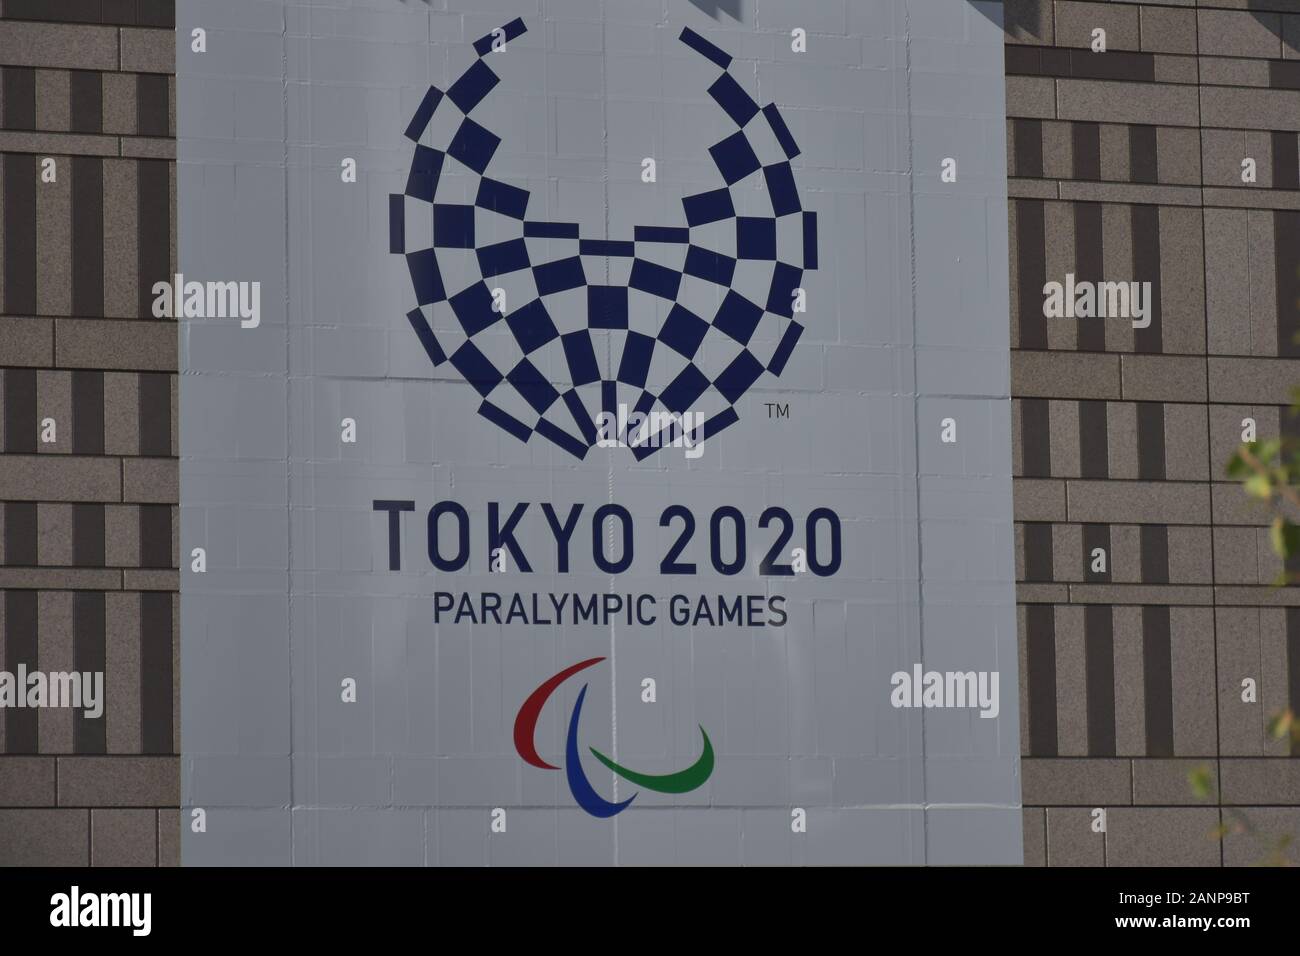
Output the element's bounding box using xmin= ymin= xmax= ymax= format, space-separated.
xmin=1190 ymin=21 xmax=1229 ymax=868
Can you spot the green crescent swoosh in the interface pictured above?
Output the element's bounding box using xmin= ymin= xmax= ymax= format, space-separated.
xmin=589 ymin=726 xmax=714 ymax=794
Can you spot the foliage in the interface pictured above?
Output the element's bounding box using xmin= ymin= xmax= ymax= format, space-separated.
xmin=1203 ymin=401 xmax=1300 ymax=864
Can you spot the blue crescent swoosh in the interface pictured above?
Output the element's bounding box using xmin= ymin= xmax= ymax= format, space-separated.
xmin=565 ymin=684 xmax=635 ymax=818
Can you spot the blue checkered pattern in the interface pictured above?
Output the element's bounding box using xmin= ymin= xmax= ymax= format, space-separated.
xmin=390 ymin=19 xmax=816 ymax=460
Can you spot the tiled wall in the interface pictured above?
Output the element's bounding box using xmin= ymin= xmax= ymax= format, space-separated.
xmin=0 ymin=1 xmax=178 ymax=866
xmin=1006 ymin=0 xmax=1300 ymax=865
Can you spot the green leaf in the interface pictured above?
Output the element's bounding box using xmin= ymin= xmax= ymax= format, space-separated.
xmin=1269 ymin=517 xmax=1300 ymax=559
xmin=1267 ymin=709 xmax=1294 ymax=741
xmin=1188 ymin=765 xmax=1213 ymax=800
xmin=1227 ymin=451 xmax=1250 ymax=479
xmin=1245 ymin=472 xmax=1273 ymax=500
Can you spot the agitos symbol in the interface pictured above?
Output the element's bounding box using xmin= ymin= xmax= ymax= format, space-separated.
xmin=513 ymin=658 xmax=714 ymax=818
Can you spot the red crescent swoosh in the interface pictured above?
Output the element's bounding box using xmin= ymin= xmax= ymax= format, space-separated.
xmin=513 ymin=656 xmax=605 ymax=769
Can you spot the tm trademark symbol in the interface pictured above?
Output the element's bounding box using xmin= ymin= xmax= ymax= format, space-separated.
xmin=765 ymin=402 xmax=790 ymax=420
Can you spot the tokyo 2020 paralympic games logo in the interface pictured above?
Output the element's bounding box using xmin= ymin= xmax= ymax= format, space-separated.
xmin=390 ymin=18 xmax=817 ymax=461
xmin=513 ymin=658 xmax=714 ymax=818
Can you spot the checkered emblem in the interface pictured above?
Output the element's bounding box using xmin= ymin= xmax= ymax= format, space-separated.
xmin=390 ymin=18 xmax=817 ymax=460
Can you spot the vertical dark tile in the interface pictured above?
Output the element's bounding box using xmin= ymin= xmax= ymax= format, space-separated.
xmin=137 ymin=159 xmax=170 ymax=319
xmin=1014 ymin=119 xmax=1044 ymax=178
xmin=1272 ymin=132 xmax=1299 ymax=191
xmin=1016 ymin=199 xmax=1047 ymax=349
xmin=1275 ymin=211 xmax=1300 ymax=356
xmin=1074 ymin=202 xmax=1105 ymax=351
xmin=139 ymin=504 xmax=172 ymax=569
xmin=72 ymin=157 xmax=105 ymax=317
xmin=4 ymin=0 xmax=104 ymax=21
xmin=3 ymin=368 xmax=37 ymax=453
xmin=1129 ymin=126 xmax=1158 ymax=184
xmin=1082 ymin=523 xmax=1112 ymax=582
xmin=136 ymin=74 xmax=169 ymax=138
xmin=72 ymin=0 xmax=107 ymax=20
xmin=140 ymin=592 xmax=174 ymax=754
xmin=138 ymin=0 xmax=176 ymax=29
xmin=1270 ymin=60 xmax=1300 ymax=92
xmin=72 ymin=503 xmax=105 ymax=567
xmin=73 ymin=592 xmax=107 ymax=754
xmin=3 ymin=502 xmax=38 ymax=566
xmin=1026 ymin=605 xmax=1058 ymax=756
xmin=1084 ymin=605 xmax=1116 ymax=756
xmin=1078 ymin=399 xmax=1109 ymax=478
xmin=138 ymin=372 xmax=171 ymax=456
xmin=1071 ymin=122 xmax=1101 ymax=181
xmin=1005 ymin=46 xmax=1043 ymax=77
xmin=1023 ymin=522 xmax=1054 ymax=582
xmin=1132 ymin=204 xmax=1163 ymax=354
xmin=1288 ymin=609 xmax=1300 ymax=757
xmin=1142 ymin=606 xmax=1174 ymax=757
xmin=1041 ymin=49 xmax=1071 ymax=75
xmin=4 ymin=154 xmax=38 ymax=314
xmin=1020 ymin=399 xmax=1051 ymax=478
xmin=1282 ymin=401 xmax=1300 ymax=444
xmin=1284 ymin=413 xmax=1300 ymax=583
xmin=69 ymin=71 xmax=103 ymax=134
xmin=4 ymin=590 xmax=39 ymax=753
xmin=1070 ymin=49 xmax=1154 ymax=83
xmin=71 ymin=371 xmax=105 ymax=454
xmin=102 ymin=0 xmax=138 ymax=25
xmin=2 ymin=67 xmax=37 ymax=130
xmin=1136 ymin=402 xmax=1166 ymax=480
xmin=1139 ymin=525 xmax=1170 ymax=584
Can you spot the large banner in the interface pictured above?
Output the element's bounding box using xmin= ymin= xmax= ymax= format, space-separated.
xmin=178 ymin=0 xmax=1018 ymax=865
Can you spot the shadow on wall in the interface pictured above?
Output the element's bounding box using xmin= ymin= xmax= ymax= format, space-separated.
xmin=981 ymin=0 xmax=1290 ymax=41
xmin=1241 ymin=4 xmax=1294 ymax=37
xmin=688 ymin=0 xmax=743 ymax=21
xmin=968 ymin=0 xmax=1009 ymax=32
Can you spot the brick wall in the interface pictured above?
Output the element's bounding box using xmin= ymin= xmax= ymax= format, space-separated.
xmin=1006 ymin=0 xmax=1300 ymax=865
xmin=0 ymin=1 xmax=178 ymax=867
